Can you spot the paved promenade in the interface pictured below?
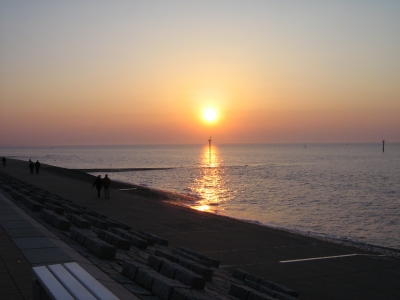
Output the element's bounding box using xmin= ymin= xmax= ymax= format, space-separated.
xmin=0 ymin=158 xmax=399 ymax=299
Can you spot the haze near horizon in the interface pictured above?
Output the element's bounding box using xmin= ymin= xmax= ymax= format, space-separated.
xmin=1 ymin=1 xmax=399 ymax=146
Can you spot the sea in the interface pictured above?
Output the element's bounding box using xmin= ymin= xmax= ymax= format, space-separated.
xmin=1 ymin=143 xmax=399 ymax=255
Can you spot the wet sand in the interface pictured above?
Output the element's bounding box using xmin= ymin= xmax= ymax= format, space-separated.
xmin=1 ymin=158 xmax=400 ymax=299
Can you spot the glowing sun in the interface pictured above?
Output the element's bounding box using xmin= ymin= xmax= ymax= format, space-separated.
xmin=203 ymin=108 xmax=217 ymax=122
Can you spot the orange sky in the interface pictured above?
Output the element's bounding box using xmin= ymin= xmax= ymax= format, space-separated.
xmin=1 ymin=1 xmax=399 ymax=146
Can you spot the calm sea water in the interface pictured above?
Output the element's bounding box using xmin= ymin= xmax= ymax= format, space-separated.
xmin=1 ymin=143 xmax=399 ymax=253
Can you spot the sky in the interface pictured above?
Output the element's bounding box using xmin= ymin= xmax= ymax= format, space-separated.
xmin=1 ymin=1 xmax=399 ymax=146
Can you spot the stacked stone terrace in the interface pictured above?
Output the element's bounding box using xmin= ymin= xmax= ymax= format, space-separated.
xmin=0 ymin=171 xmax=300 ymax=300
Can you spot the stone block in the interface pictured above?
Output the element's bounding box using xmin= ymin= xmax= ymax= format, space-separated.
xmin=119 ymin=222 xmax=132 ymax=230
xmin=31 ymin=194 xmax=46 ymax=204
xmin=174 ymin=267 xmax=206 ymax=290
xmin=232 ymin=269 xmax=247 ymax=280
xmin=91 ymin=238 xmax=116 ymax=259
xmin=46 ymin=198 xmax=62 ymax=206
xmin=155 ymin=249 xmax=178 ymax=263
xmin=248 ymin=290 xmax=275 ymax=300
xmin=151 ymin=275 xmax=185 ymax=300
xmin=229 ymin=283 xmax=252 ymax=300
xmin=147 ymin=255 xmax=165 ymax=272
xmin=121 ymin=261 xmax=136 ymax=279
xmin=40 ymin=209 xmax=49 ymax=220
xmin=176 ymin=257 xmax=190 ymax=269
xmin=70 ymin=228 xmax=79 ymax=241
xmin=172 ymin=249 xmax=211 ymax=267
xmin=53 ymin=216 xmax=71 ymax=231
xmin=77 ymin=231 xmax=88 ymax=245
xmin=182 ymin=259 xmax=213 ymax=281
xmin=258 ymin=279 xmax=275 ymax=289
xmin=73 ymin=203 xmax=86 ymax=209
xmin=106 ymin=218 xmax=124 ymax=228
xmin=82 ymin=214 xmax=97 ymax=225
xmin=81 ymin=209 xmax=97 ymax=217
xmin=135 ymin=267 xmax=158 ymax=290
xmin=104 ymin=232 xmax=114 ymax=244
xmin=244 ymin=279 xmax=260 ymax=291
xmin=42 ymin=209 xmax=57 ymax=225
xmin=132 ymin=231 xmax=155 ymax=245
xmin=244 ymin=273 xmax=261 ymax=284
xmin=84 ymin=236 xmax=95 ymax=250
xmin=124 ymin=233 xmax=148 ymax=249
xmin=258 ymin=286 xmax=276 ymax=298
xmin=160 ymin=260 xmax=177 ymax=279
xmin=26 ymin=199 xmax=44 ymax=212
xmin=97 ymin=229 xmax=107 ymax=240
xmin=110 ymin=227 xmax=124 ymax=234
xmin=20 ymin=188 xmax=31 ymax=196
xmin=175 ymin=246 xmax=219 ymax=268
xmin=61 ymin=204 xmax=81 ymax=215
xmin=111 ymin=235 xmax=131 ymax=250
xmin=94 ymin=219 xmax=109 ymax=230
xmin=74 ymin=217 xmax=91 ymax=229
xmin=45 ymin=203 xmax=64 ymax=215
xmin=121 ymin=261 xmax=146 ymax=281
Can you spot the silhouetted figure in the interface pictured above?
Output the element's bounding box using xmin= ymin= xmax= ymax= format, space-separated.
xmin=29 ymin=159 xmax=34 ymax=174
xmin=2 ymin=157 xmax=6 ymax=167
xmin=92 ymin=175 xmax=103 ymax=198
xmin=35 ymin=160 xmax=41 ymax=174
xmin=103 ymin=174 xmax=111 ymax=199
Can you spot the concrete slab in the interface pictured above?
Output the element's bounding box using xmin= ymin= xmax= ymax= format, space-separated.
xmin=4 ymin=228 xmax=54 ymax=238
xmin=0 ymin=220 xmax=33 ymax=229
xmin=12 ymin=237 xmax=59 ymax=249
xmin=0 ymin=209 xmax=19 ymax=215
xmin=0 ymin=214 xmax=26 ymax=221
xmin=21 ymin=247 xmax=73 ymax=265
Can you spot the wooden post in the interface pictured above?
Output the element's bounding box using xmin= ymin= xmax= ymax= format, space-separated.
xmin=383 ymin=140 xmax=385 ymax=152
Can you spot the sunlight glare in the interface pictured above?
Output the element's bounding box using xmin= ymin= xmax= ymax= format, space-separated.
xmin=203 ymin=108 xmax=217 ymax=122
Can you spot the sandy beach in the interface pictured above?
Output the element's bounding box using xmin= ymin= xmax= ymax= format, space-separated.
xmin=1 ymin=158 xmax=399 ymax=299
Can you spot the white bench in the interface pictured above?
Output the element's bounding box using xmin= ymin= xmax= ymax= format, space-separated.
xmin=32 ymin=262 xmax=119 ymax=300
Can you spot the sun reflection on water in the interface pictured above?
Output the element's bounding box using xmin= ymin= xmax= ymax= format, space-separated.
xmin=189 ymin=145 xmax=232 ymax=213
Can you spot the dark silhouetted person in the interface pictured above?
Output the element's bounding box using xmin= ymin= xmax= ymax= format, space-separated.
xmin=103 ymin=174 xmax=111 ymax=199
xmin=2 ymin=157 xmax=6 ymax=167
xmin=92 ymin=175 xmax=103 ymax=198
xmin=29 ymin=159 xmax=34 ymax=174
xmin=35 ymin=160 xmax=41 ymax=174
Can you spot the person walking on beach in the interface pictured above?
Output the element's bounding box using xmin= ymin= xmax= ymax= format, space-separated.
xmin=2 ymin=157 xmax=6 ymax=167
xmin=92 ymin=175 xmax=103 ymax=198
xmin=29 ymin=159 xmax=34 ymax=174
xmin=103 ymin=174 xmax=111 ymax=199
xmin=35 ymin=160 xmax=41 ymax=174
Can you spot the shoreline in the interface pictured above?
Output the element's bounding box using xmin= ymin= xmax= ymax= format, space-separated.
xmin=74 ymin=167 xmax=175 ymax=172
xmin=61 ymin=161 xmax=400 ymax=258
xmin=82 ymin=168 xmax=400 ymax=258
xmin=7 ymin=157 xmax=400 ymax=257
xmin=1 ymin=158 xmax=400 ymax=299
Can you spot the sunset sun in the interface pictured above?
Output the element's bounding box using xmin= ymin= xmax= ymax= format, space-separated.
xmin=203 ymin=108 xmax=217 ymax=123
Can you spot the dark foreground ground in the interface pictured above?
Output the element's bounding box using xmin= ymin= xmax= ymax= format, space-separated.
xmin=0 ymin=158 xmax=399 ymax=299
